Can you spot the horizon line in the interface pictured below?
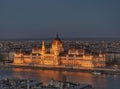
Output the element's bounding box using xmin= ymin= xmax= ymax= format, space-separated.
xmin=0 ymin=37 xmax=120 ymax=41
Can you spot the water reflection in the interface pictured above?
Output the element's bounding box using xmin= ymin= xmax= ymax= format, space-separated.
xmin=113 ymin=74 xmax=118 ymax=80
xmin=12 ymin=68 xmax=106 ymax=89
xmin=0 ymin=68 xmax=119 ymax=89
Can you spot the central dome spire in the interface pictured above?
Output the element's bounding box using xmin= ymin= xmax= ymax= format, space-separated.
xmin=54 ymin=32 xmax=61 ymax=42
xmin=56 ymin=32 xmax=58 ymax=39
xmin=55 ymin=32 xmax=59 ymax=40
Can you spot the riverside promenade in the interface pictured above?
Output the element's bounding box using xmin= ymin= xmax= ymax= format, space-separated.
xmin=7 ymin=64 xmax=120 ymax=74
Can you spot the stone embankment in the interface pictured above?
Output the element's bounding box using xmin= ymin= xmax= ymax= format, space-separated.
xmin=8 ymin=64 xmax=120 ymax=74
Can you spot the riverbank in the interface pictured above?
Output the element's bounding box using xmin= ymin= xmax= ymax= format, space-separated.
xmin=4 ymin=64 xmax=119 ymax=75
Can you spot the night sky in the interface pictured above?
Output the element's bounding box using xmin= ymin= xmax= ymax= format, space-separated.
xmin=0 ymin=0 xmax=120 ymax=39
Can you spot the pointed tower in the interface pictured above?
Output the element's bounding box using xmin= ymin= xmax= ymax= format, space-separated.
xmin=41 ymin=41 xmax=46 ymax=55
xmin=54 ymin=40 xmax=59 ymax=55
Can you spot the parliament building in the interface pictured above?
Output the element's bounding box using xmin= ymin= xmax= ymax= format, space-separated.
xmin=14 ymin=34 xmax=106 ymax=68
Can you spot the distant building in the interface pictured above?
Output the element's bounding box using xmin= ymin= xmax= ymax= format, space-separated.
xmin=0 ymin=51 xmax=14 ymax=63
xmin=14 ymin=34 xmax=106 ymax=67
xmin=106 ymin=52 xmax=120 ymax=64
xmin=8 ymin=51 xmax=14 ymax=61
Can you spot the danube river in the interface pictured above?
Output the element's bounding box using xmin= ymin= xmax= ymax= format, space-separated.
xmin=0 ymin=67 xmax=120 ymax=89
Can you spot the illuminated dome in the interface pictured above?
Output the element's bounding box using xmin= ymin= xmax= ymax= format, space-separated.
xmin=50 ymin=33 xmax=64 ymax=54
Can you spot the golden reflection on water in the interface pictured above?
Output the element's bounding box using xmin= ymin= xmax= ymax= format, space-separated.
xmin=12 ymin=68 xmax=107 ymax=88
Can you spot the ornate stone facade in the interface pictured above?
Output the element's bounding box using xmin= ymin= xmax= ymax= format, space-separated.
xmin=14 ymin=34 xmax=106 ymax=67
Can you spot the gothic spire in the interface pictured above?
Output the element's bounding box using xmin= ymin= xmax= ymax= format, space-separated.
xmin=42 ymin=40 xmax=45 ymax=50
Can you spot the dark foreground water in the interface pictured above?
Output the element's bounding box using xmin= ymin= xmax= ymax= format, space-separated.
xmin=0 ymin=67 xmax=120 ymax=89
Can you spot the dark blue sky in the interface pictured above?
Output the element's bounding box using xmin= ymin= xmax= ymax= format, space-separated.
xmin=0 ymin=0 xmax=120 ymax=39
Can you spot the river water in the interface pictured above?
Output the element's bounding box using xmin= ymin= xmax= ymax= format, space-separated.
xmin=0 ymin=67 xmax=120 ymax=89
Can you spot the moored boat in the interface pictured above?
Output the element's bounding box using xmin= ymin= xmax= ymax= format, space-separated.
xmin=92 ymin=71 xmax=101 ymax=75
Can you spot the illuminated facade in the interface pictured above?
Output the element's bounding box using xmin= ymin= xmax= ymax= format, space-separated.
xmin=14 ymin=34 xmax=106 ymax=67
